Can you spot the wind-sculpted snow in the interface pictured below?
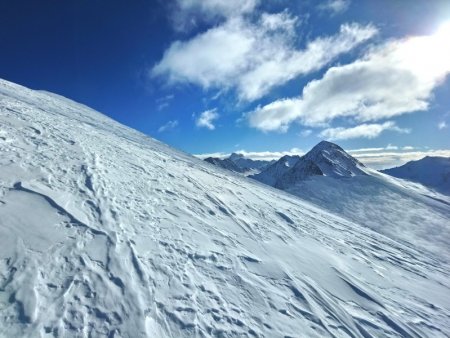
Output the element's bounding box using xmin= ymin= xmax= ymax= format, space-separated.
xmin=0 ymin=79 xmax=450 ymax=337
xmin=277 ymin=168 xmax=450 ymax=259
xmin=382 ymin=156 xmax=450 ymax=195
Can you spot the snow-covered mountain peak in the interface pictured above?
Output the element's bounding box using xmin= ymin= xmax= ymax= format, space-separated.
xmin=304 ymin=140 xmax=366 ymax=177
xmin=310 ymin=140 xmax=342 ymax=151
xmin=228 ymin=152 xmax=244 ymax=161
xmin=253 ymin=141 xmax=366 ymax=189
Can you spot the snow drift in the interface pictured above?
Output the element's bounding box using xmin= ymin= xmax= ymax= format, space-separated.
xmin=1 ymin=79 xmax=450 ymax=337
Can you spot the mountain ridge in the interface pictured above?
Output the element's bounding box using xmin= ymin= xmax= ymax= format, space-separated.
xmin=253 ymin=140 xmax=368 ymax=189
xmin=203 ymin=152 xmax=273 ymax=175
xmin=382 ymin=156 xmax=450 ymax=195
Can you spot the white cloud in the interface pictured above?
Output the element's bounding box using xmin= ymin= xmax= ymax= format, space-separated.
xmin=247 ymin=29 xmax=450 ymax=131
xmin=158 ymin=120 xmax=179 ymax=133
xmin=348 ymin=147 xmax=387 ymax=153
xmin=168 ymin=0 xmax=259 ymax=32
xmin=195 ymin=147 xmax=305 ymax=161
xmin=239 ymin=22 xmax=376 ymax=101
xmin=318 ymin=0 xmax=351 ymax=15
xmin=176 ymin=0 xmax=258 ymax=17
xmin=319 ymin=121 xmax=410 ymax=140
xmin=348 ymin=144 xmax=398 ymax=152
xmin=300 ymin=129 xmax=312 ymax=137
xmin=152 ymin=16 xmax=377 ymax=102
xmin=438 ymin=121 xmax=447 ymax=129
xmin=195 ymin=109 xmax=219 ymax=130
xmin=386 ymin=144 xmax=398 ymax=150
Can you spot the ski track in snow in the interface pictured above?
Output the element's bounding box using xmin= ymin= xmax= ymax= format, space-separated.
xmin=0 ymin=79 xmax=450 ymax=337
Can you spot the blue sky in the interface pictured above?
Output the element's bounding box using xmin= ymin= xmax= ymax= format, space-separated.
xmin=1 ymin=0 xmax=450 ymax=168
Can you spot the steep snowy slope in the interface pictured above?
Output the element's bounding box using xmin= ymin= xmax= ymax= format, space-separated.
xmin=1 ymin=79 xmax=450 ymax=337
xmin=252 ymin=155 xmax=301 ymax=186
xmin=300 ymin=141 xmax=367 ymax=178
xmin=254 ymin=142 xmax=450 ymax=258
xmin=382 ymin=156 xmax=450 ymax=195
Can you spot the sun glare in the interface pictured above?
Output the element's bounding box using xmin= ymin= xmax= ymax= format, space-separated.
xmin=436 ymin=21 xmax=450 ymax=38
xmin=396 ymin=21 xmax=450 ymax=79
xmin=430 ymin=21 xmax=450 ymax=75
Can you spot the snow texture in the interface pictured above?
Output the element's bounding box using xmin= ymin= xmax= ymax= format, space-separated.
xmin=382 ymin=156 xmax=450 ymax=195
xmin=1 ymin=79 xmax=450 ymax=337
xmin=252 ymin=155 xmax=302 ymax=186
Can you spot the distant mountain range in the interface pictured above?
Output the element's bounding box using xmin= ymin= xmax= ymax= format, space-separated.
xmin=204 ymin=152 xmax=273 ymax=175
xmin=204 ymin=141 xmax=450 ymax=196
xmin=382 ymin=156 xmax=450 ymax=195
xmin=204 ymin=141 xmax=450 ymax=257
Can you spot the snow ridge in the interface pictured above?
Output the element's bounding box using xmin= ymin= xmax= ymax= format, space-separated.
xmin=204 ymin=153 xmax=272 ymax=176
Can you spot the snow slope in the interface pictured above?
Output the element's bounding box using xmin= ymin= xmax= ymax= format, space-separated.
xmin=253 ymin=142 xmax=450 ymax=259
xmin=252 ymin=155 xmax=301 ymax=186
xmin=1 ymin=78 xmax=450 ymax=337
xmin=382 ymin=156 xmax=450 ymax=195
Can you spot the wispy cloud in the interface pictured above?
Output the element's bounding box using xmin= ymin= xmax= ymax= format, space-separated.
xmin=152 ymin=12 xmax=376 ymax=102
xmin=318 ymin=0 xmax=351 ymax=15
xmin=300 ymin=129 xmax=312 ymax=137
xmin=351 ymin=149 xmax=450 ymax=169
xmin=247 ymin=30 xmax=450 ymax=131
xmin=319 ymin=121 xmax=410 ymax=140
xmin=195 ymin=148 xmax=304 ymax=161
xmin=156 ymin=94 xmax=175 ymax=111
xmin=195 ymin=109 xmax=219 ymax=130
xmin=168 ymin=0 xmax=259 ymax=32
xmin=348 ymin=144 xmax=398 ymax=152
xmin=158 ymin=120 xmax=179 ymax=133
xmin=438 ymin=121 xmax=447 ymax=129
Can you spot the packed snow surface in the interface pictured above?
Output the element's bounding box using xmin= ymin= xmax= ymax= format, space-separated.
xmin=0 ymin=79 xmax=450 ymax=337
